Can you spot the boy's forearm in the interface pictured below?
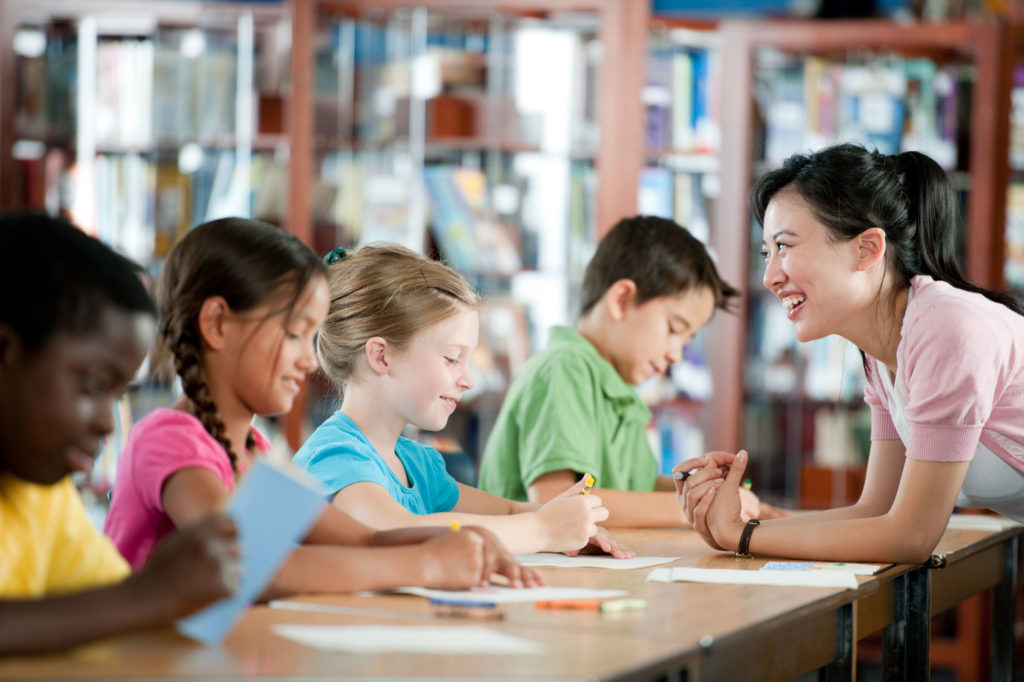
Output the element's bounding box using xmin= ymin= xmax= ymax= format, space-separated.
xmin=0 ymin=577 xmax=173 ymax=656
xmin=654 ymin=475 xmax=679 ymax=492
xmin=510 ymin=500 xmax=540 ymax=514
xmin=596 ymin=489 xmax=689 ymax=528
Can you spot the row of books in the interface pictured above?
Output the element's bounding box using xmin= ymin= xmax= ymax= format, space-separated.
xmin=644 ymin=47 xmax=721 ymax=155
xmin=42 ymin=149 xmax=286 ymax=266
xmin=756 ymin=53 xmax=965 ymax=169
xmin=16 ymin=29 xmax=259 ymax=148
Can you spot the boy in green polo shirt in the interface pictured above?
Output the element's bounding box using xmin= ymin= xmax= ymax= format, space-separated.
xmin=478 ymin=215 xmax=770 ymax=526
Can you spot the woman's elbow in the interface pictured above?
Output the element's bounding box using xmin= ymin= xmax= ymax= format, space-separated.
xmin=885 ymin=523 xmax=941 ymax=565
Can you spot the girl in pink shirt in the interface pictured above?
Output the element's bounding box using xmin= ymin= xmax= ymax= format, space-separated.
xmin=677 ymin=143 xmax=1024 ymax=564
xmin=104 ymin=218 xmax=536 ymax=594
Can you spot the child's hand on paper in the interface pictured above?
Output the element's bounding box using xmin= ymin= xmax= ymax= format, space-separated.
xmin=134 ymin=514 xmax=240 ymax=620
xmin=417 ymin=528 xmax=540 ymax=590
xmin=535 ymin=478 xmax=609 ymax=552
xmin=462 ymin=525 xmax=544 ymax=588
xmin=565 ymin=526 xmax=635 ymax=559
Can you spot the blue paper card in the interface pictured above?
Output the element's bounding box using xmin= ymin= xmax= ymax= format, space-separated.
xmin=176 ymin=459 xmax=326 ymax=645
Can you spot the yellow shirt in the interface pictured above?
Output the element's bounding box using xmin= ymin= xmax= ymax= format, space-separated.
xmin=0 ymin=474 xmax=129 ymax=598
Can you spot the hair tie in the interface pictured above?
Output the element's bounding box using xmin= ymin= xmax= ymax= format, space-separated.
xmin=323 ymin=247 xmax=349 ymax=265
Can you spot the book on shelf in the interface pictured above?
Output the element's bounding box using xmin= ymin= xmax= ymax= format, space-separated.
xmin=1006 ymin=182 xmax=1024 ymax=289
xmin=644 ymin=45 xmax=719 ymax=155
xmin=1010 ymin=65 xmax=1024 ymax=171
xmin=154 ymin=163 xmax=192 ymax=259
xmin=95 ymin=39 xmax=154 ymax=149
xmin=422 ymin=165 xmax=521 ymax=277
xmin=671 ymin=50 xmax=694 ymax=152
xmin=654 ymin=412 xmax=705 ymax=477
xmin=638 ymin=166 xmax=675 ymax=220
xmin=644 ymin=53 xmax=673 ymax=151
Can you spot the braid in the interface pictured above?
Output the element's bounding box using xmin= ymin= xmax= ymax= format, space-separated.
xmin=164 ymin=317 xmax=240 ymax=472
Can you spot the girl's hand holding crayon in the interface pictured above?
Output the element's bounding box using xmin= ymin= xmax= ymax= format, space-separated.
xmin=132 ymin=514 xmax=241 ymax=620
xmin=535 ymin=477 xmax=610 ymax=552
xmin=565 ymin=526 xmax=635 ymax=559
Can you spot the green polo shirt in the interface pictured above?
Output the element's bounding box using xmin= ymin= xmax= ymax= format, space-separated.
xmin=478 ymin=326 xmax=656 ymax=501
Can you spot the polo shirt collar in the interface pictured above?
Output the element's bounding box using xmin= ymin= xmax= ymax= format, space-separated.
xmin=550 ymin=327 xmax=652 ymax=422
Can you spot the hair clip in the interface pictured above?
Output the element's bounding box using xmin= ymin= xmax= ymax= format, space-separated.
xmin=323 ymin=247 xmax=349 ymax=265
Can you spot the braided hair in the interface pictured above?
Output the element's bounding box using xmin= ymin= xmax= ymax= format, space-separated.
xmin=156 ymin=218 xmax=325 ymax=471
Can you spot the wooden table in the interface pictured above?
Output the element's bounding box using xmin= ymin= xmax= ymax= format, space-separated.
xmin=0 ymin=525 xmax=1018 ymax=681
xmin=869 ymin=524 xmax=1023 ymax=681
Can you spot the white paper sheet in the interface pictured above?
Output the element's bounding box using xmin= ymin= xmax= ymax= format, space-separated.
xmin=946 ymin=514 xmax=1021 ymax=531
xmin=515 ymin=553 xmax=679 ymax=569
xmin=272 ymin=624 xmax=543 ymax=654
xmin=646 ymin=566 xmax=858 ymax=590
xmin=395 ymin=585 xmax=627 ymax=604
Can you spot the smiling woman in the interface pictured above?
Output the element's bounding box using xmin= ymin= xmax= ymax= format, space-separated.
xmin=676 ymin=143 xmax=1024 ymax=565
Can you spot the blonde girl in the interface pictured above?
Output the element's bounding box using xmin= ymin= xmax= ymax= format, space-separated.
xmin=295 ymin=243 xmax=631 ymax=557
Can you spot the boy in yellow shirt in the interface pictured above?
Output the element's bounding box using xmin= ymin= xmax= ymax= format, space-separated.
xmin=0 ymin=213 xmax=239 ymax=654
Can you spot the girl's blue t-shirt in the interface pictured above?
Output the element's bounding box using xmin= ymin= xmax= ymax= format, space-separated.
xmin=293 ymin=411 xmax=460 ymax=515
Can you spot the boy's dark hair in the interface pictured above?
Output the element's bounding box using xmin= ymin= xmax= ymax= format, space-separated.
xmin=157 ymin=217 xmax=326 ymax=471
xmin=0 ymin=211 xmax=155 ymax=353
xmin=580 ymin=215 xmax=738 ymax=316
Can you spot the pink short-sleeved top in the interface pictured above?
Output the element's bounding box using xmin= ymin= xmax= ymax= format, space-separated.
xmin=863 ymin=276 xmax=1024 ymax=518
xmin=103 ymin=407 xmax=269 ymax=570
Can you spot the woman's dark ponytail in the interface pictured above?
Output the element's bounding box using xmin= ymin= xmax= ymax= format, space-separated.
xmin=753 ymin=143 xmax=1023 ymax=316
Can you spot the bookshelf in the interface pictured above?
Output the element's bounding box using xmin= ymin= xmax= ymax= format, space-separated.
xmin=1007 ymin=4 xmax=1024 ymax=290
xmin=0 ymin=0 xmax=291 ymax=270
xmin=707 ymin=19 xmax=1012 ymax=505
xmin=638 ymin=18 xmax=723 ymax=473
xmin=287 ymin=0 xmax=648 ymax=453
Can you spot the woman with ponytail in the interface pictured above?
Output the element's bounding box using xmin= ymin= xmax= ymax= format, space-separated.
xmin=104 ymin=218 xmax=536 ymax=594
xmin=677 ymin=143 xmax=1024 ymax=563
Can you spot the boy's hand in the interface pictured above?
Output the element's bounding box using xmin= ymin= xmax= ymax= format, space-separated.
xmin=135 ymin=514 xmax=240 ymax=621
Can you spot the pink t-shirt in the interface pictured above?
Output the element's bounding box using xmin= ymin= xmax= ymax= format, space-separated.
xmin=103 ymin=407 xmax=269 ymax=570
xmin=864 ymin=276 xmax=1024 ymax=473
